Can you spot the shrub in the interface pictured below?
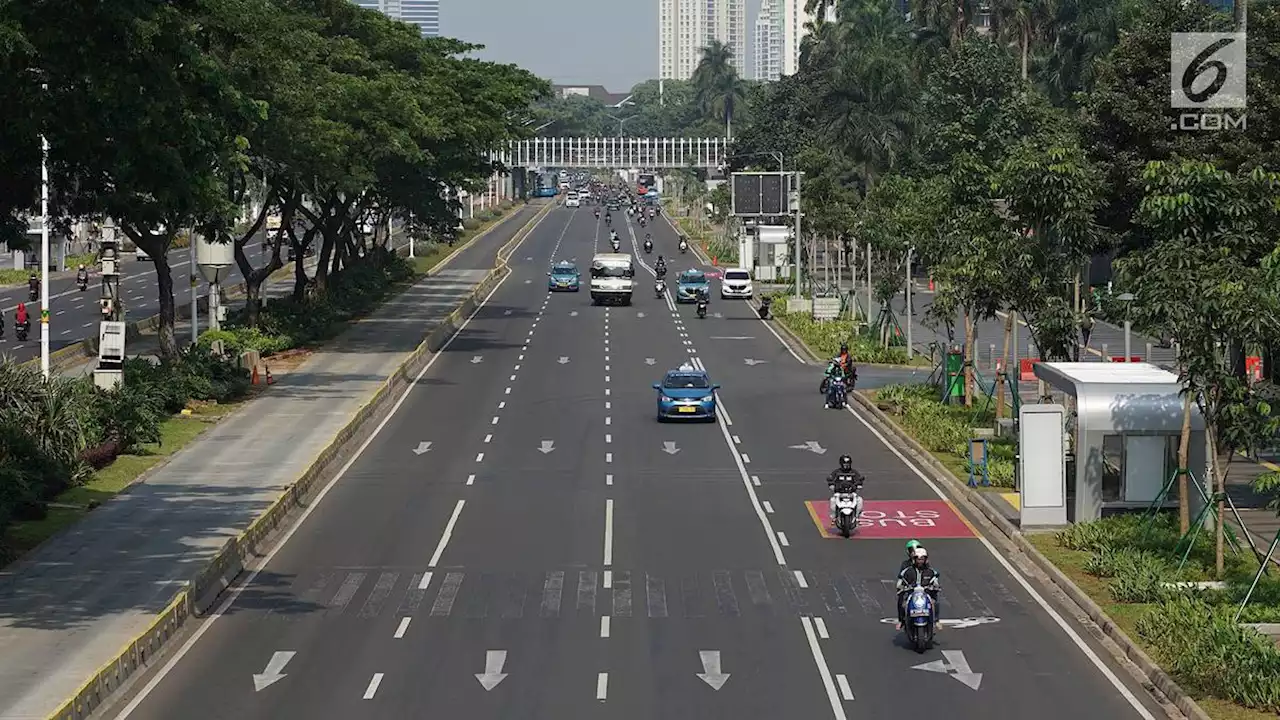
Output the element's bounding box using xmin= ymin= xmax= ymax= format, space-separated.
xmin=875 ymin=383 xmax=1017 ymax=488
xmin=771 ymin=300 xmax=911 ymax=364
xmin=1137 ymin=596 xmax=1280 ymax=712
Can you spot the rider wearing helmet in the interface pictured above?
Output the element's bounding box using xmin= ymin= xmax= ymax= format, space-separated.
xmin=836 ymin=341 xmax=852 ymax=376
xmin=827 ymin=454 xmax=864 ymax=524
xmin=900 ymin=540 xmax=923 ymax=574
xmin=896 ymin=546 xmax=940 ymax=630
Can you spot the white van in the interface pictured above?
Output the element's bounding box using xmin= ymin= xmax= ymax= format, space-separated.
xmin=590 ymin=253 xmax=635 ymax=305
xmin=565 ymin=191 xmax=580 ymax=208
xmin=720 ymin=268 xmax=753 ymax=299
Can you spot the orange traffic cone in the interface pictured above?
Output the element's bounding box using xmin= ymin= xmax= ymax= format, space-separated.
xmin=712 ymin=256 xmax=718 ymax=266
xmin=928 ymin=277 xmax=935 ymax=291
xmin=251 ymin=365 xmax=259 ymax=385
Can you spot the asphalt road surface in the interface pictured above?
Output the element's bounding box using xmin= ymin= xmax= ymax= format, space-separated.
xmin=0 ymin=243 xmax=268 ymax=363
xmin=111 ymin=204 xmax=1167 ymax=719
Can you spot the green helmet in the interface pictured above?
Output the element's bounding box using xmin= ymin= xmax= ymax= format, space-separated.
xmin=905 ymin=540 xmax=922 ymax=554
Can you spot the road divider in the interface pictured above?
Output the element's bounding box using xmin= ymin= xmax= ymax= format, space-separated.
xmin=847 ymin=390 xmax=1198 ymax=720
xmin=49 ymin=199 xmax=552 ymax=720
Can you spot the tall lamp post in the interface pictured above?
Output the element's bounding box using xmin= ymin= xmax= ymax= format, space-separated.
xmin=1117 ymin=292 xmax=1136 ymax=361
xmin=39 ymin=116 xmax=50 ymax=378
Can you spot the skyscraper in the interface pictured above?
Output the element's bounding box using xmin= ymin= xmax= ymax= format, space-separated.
xmin=658 ymin=0 xmax=747 ymax=80
xmin=752 ymin=0 xmax=782 ymax=81
xmin=353 ymin=0 xmax=439 ymax=37
xmin=781 ymin=0 xmax=833 ymax=76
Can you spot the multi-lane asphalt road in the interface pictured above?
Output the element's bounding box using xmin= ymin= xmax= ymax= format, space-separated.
xmin=111 ymin=203 xmax=1167 ymax=719
xmin=0 ymin=244 xmax=268 ymax=363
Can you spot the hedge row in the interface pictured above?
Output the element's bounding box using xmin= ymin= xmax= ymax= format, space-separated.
xmin=770 ymin=299 xmax=912 ymax=365
xmin=199 ymin=247 xmax=414 ymax=357
xmin=874 ymin=383 xmax=1016 ymax=487
xmin=1055 ymin=514 xmax=1280 ymax=712
xmin=0 ymin=348 xmax=249 ymax=539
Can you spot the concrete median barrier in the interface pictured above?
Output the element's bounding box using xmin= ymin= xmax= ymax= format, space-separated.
xmin=44 ymin=200 xmax=549 ymax=720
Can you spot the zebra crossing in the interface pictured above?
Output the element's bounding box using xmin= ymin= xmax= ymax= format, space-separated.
xmin=257 ymin=567 xmax=1023 ymax=623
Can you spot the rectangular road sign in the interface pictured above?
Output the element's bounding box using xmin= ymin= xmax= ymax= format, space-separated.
xmin=812 ymin=297 xmax=841 ymax=321
xmin=731 ymin=172 xmax=791 ymax=216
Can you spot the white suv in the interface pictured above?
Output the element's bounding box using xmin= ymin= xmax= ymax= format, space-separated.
xmin=720 ymin=268 xmax=753 ymax=299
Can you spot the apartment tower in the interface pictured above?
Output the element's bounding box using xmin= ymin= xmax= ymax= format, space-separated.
xmin=659 ymin=0 xmax=748 ymax=80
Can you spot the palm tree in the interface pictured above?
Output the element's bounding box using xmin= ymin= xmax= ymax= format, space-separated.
xmin=691 ymin=40 xmax=747 ymax=139
xmin=990 ymin=0 xmax=1055 ymax=80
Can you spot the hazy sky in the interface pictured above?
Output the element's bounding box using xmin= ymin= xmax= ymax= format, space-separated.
xmin=440 ymin=0 xmax=762 ymax=92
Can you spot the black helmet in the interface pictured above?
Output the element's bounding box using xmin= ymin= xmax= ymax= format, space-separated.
xmin=839 ymin=454 xmax=853 ymax=472
xmin=840 ymin=341 xmax=849 ymax=353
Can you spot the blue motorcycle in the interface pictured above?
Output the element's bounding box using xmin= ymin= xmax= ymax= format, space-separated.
xmin=904 ymin=584 xmax=938 ymax=652
xmin=825 ymin=374 xmax=847 ymax=409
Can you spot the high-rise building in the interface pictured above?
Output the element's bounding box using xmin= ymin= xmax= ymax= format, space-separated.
xmin=353 ymin=0 xmax=439 ymax=37
xmin=659 ymin=0 xmax=747 ymax=80
xmin=752 ymin=0 xmax=782 ymax=81
xmin=781 ymin=0 xmax=833 ymax=76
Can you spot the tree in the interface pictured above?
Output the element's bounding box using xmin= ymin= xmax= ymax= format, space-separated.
xmin=1116 ymin=160 xmax=1280 ymax=566
xmin=26 ymin=0 xmax=263 ymax=359
xmin=0 ymin=9 xmax=40 ymax=248
xmin=691 ymin=40 xmax=748 ymax=138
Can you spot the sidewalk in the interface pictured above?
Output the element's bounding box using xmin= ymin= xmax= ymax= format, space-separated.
xmin=0 ymin=206 xmax=538 ymax=719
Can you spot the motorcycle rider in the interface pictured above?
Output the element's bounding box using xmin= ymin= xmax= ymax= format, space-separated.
xmin=900 ymin=540 xmax=923 ymax=575
xmin=655 ymin=255 xmax=667 ymax=278
xmin=76 ymin=264 xmax=89 ymax=286
xmin=896 ymin=546 xmax=941 ymax=630
xmin=15 ymin=302 xmax=30 ymax=337
xmin=836 ymin=341 xmax=852 ymax=377
xmin=28 ymin=272 xmax=39 ymax=298
xmin=826 ymin=454 xmax=865 ymax=525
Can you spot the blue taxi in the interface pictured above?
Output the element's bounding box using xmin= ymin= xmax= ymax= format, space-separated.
xmin=547 ymin=261 xmax=580 ymax=292
xmin=676 ymin=269 xmax=709 ymax=303
xmin=653 ymin=363 xmax=719 ymax=422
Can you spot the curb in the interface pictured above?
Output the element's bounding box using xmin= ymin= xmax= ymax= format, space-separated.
xmin=45 ymin=201 xmax=551 ymax=720
xmin=763 ymin=310 xmax=821 ymax=364
xmin=847 ymin=389 xmax=1211 ymax=720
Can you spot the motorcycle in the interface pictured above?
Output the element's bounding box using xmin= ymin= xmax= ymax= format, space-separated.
xmin=610 ymin=239 xmax=621 ymax=252
xmin=594 ymin=210 xmax=600 ymax=219
xmin=639 ymin=217 xmax=647 ymax=228
xmin=904 ymin=584 xmax=938 ymax=653
xmin=605 ymin=215 xmax=612 ymax=226
xmin=696 ymin=299 xmax=708 ymax=319
xmin=28 ymin=288 xmax=38 ymax=302
xmin=643 ymin=239 xmax=653 ymax=254
xmin=77 ymin=277 xmax=89 ymax=292
xmin=678 ymin=240 xmax=688 ymax=254
xmin=758 ymin=297 xmax=771 ymax=319
xmin=654 ymin=281 xmax=664 ymax=298
xmin=833 ymin=490 xmax=863 ymax=538
xmin=825 ymin=375 xmax=848 ymax=409
xmin=14 ymin=320 xmax=30 ymax=342
xmin=819 ymin=361 xmax=856 ymax=394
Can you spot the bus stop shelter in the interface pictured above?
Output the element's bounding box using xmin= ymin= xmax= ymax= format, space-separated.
xmin=1031 ymin=362 xmax=1207 ymax=522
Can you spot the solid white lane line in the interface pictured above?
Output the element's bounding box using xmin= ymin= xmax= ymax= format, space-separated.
xmin=600 ymin=615 xmax=611 ymax=638
xmin=845 ymin=405 xmax=1158 ymax=719
xmin=427 ymin=500 xmax=465 ymax=567
xmin=363 ymin=673 xmax=384 ymax=700
xmin=836 ymin=674 xmax=856 ymax=701
xmin=113 ymin=261 xmax=530 ymax=718
xmin=801 ymin=617 xmax=848 ymax=720
xmin=596 ymin=672 xmax=608 ymax=701
xmin=815 ymin=616 xmax=829 ymax=639
xmin=394 ymin=617 xmax=411 ymax=639
xmin=604 ymin=499 xmax=614 ymax=565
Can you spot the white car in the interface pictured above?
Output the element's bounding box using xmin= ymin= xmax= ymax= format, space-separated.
xmin=565 ymin=192 xmax=580 ymax=208
xmin=135 ymin=246 xmax=150 ymax=261
xmin=720 ymin=268 xmax=753 ymax=299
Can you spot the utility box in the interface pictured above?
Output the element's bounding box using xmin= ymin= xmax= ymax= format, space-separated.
xmin=97 ymin=321 xmax=127 ymax=363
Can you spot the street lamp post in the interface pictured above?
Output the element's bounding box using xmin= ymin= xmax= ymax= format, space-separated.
xmin=1117 ymin=292 xmax=1136 ymax=361
xmin=40 ymin=131 xmax=49 ymax=378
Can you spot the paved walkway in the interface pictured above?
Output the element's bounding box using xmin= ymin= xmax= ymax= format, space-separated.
xmin=0 ymin=203 xmax=542 ymax=719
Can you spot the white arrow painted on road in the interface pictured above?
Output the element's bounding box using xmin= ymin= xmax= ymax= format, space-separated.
xmin=558 ymin=356 xmax=570 ymax=364
xmin=912 ymin=650 xmax=982 ymax=690
xmin=713 ymin=312 xmax=723 ymax=318
xmin=880 ymin=616 xmax=1000 ymax=630
xmin=637 ymin=312 xmax=646 ymax=318
xmin=538 ymin=440 xmax=555 ymax=454
xmin=743 ymin=358 xmax=767 ymax=366
xmin=413 ymin=442 xmax=433 ymax=455
xmin=475 ymin=650 xmax=509 ymax=690
xmin=789 ymin=441 xmax=827 ymax=455
xmin=470 ymin=355 xmax=483 ymax=364
xmin=253 ymin=651 xmax=295 ymax=692
xmin=696 ymin=650 xmax=730 ymax=690
xmin=645 ymin=358 xmax=656 ymax=365
xmin=662 ymin=441 xmax=680 ymax=455
xmin=525 ymin=256 xmax=533 ymax=261
xmin=524 ymin=279 xmax=531 ymax=284
xmin=570 ymin=311 xmax=579 ymax=317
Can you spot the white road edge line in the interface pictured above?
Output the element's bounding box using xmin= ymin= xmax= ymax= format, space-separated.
xmin=428 ymin=500 xmax=466 ymax=567
xmin=843 ymin=405 xmax=1158 ymax=720
xmin=115 ymin=258 xmax=525 ymax=718
xmin=801 ymin=616 xmax=848 ymax=720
